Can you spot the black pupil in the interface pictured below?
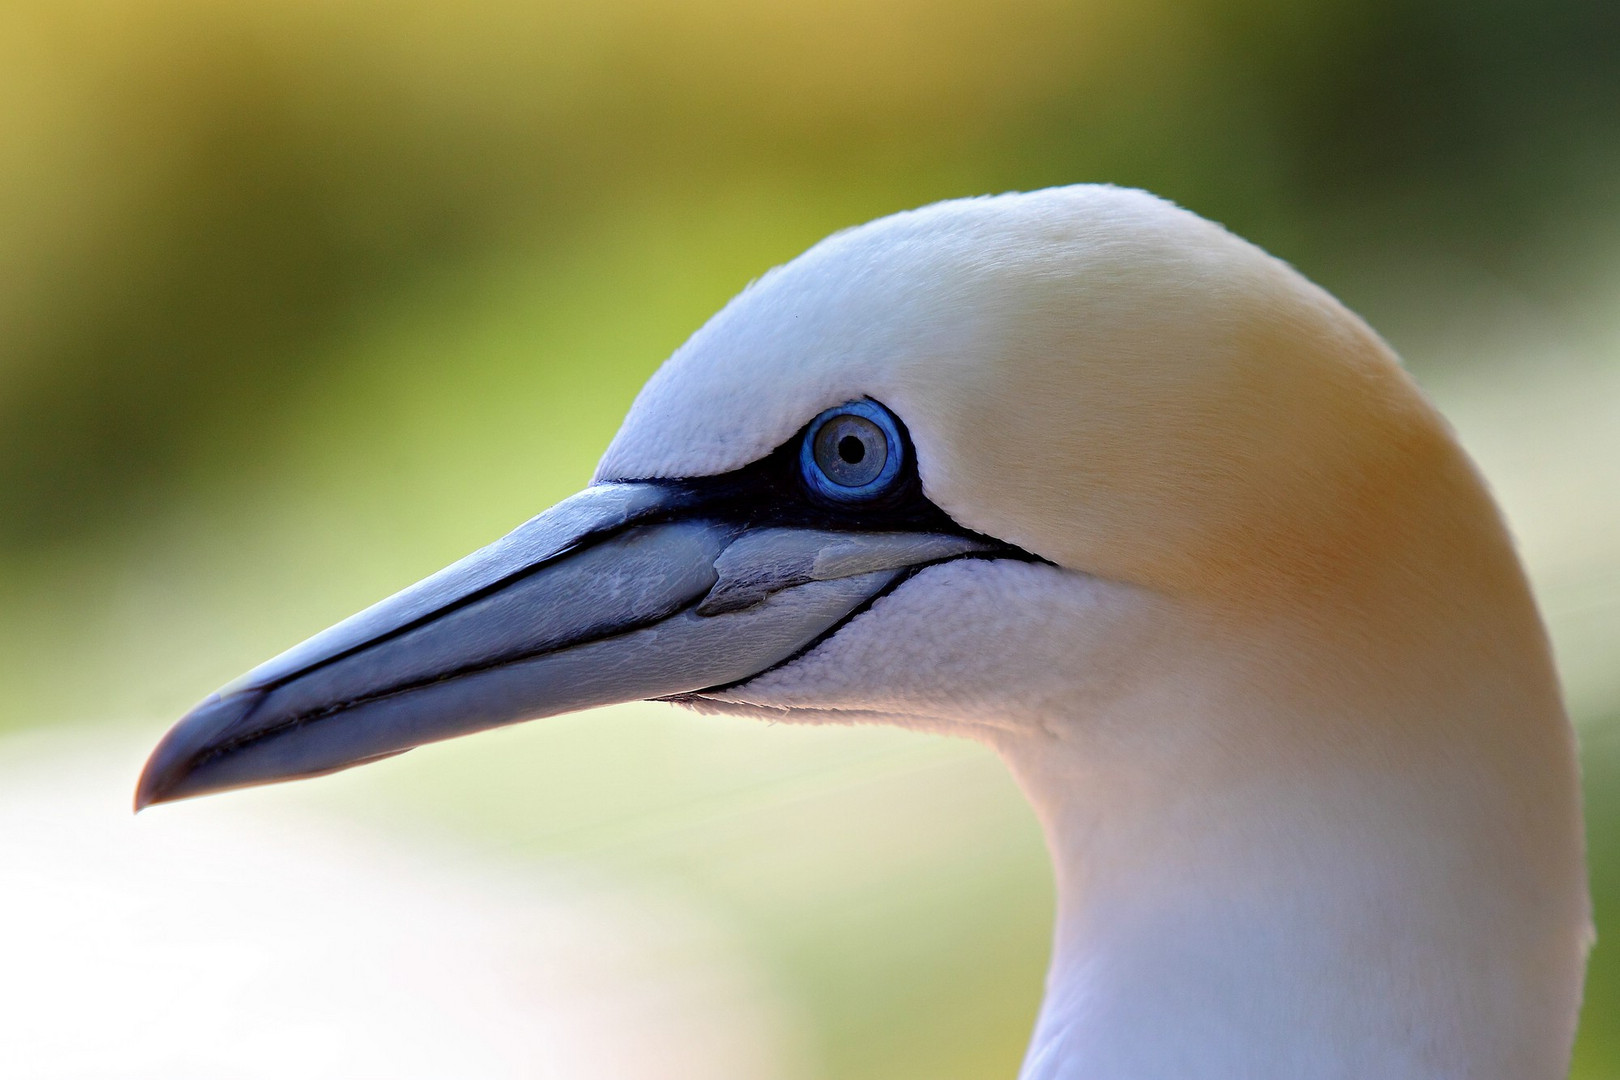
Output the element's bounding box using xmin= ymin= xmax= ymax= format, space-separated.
xmin=809 ymin=411 xmax=890 ymax=493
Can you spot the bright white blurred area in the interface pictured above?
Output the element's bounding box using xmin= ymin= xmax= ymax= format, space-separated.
xmin=0 ymin=727 xmax=806 ymax=1080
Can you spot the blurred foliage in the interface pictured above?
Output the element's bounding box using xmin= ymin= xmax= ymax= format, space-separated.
xmin=1 ymin=0 xmax=1617 ymax=1077
xmin=1 ymin=0 xmax=1617 ymax=547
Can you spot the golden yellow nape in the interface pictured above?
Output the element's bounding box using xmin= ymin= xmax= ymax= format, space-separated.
xmin=140 ymin=186 xmax=1590 ymax=1079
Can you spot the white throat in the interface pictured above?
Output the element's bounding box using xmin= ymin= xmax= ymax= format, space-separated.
xmin=993 ymin=604 xmax=1589 ymax=1080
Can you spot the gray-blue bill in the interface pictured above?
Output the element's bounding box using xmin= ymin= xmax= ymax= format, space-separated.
xmin=135 ymin=482 xmax=989 ymax=809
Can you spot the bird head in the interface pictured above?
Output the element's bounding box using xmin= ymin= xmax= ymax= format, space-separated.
xmin=134 ymin=185 xmax=1552 ymax=812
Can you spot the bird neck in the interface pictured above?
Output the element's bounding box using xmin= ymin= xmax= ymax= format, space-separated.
xmin=995 ymin=605 xmax=1589 ymax=1080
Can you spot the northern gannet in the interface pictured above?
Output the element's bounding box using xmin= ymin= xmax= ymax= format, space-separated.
xmin=138 ymin=186 xmax=1591 ymax=1079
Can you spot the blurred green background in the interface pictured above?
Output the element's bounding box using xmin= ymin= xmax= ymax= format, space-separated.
xmin=1 ymin=0 xmax=1617 ymax=1075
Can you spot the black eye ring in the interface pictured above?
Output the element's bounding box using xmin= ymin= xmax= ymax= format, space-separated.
xmin=799 ymin=400 xmax=904 ymax=501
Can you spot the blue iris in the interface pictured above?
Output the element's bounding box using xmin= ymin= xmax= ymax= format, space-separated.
xmin=800 ymin=399 xmax=905 ymax=501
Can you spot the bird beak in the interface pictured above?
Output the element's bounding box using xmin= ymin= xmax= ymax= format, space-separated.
xmin=136 ymin=481 xmax=991 ymax=809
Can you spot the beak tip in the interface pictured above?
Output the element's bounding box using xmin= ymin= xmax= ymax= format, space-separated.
xmin=132 ymin=763 xmax=167 ymax=813
xmin=133 ymin=738 xmax=188 ymax=812
xmin=135 ymin=690 xmax=264 ymax=813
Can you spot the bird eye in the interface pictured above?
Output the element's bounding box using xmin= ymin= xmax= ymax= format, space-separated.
xmin=801 ymin=400 xmax=904 ymax=500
